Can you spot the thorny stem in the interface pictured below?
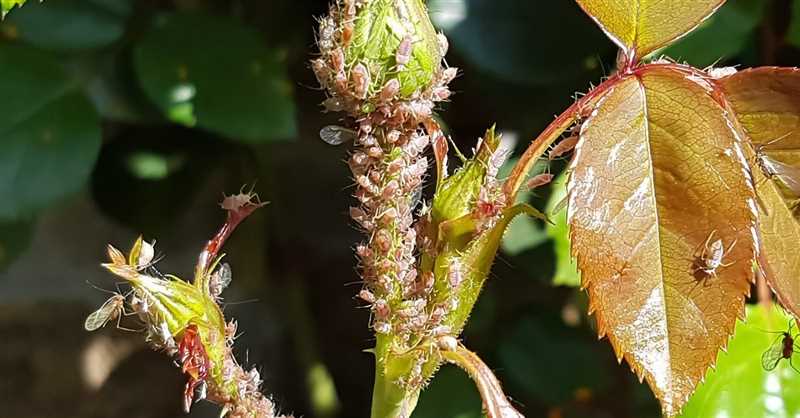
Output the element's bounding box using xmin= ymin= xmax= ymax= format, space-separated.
xmin=441 ymin=343 xmax=523 ymax=418
xmin=503 ymin=71 xmax=626 ymax=203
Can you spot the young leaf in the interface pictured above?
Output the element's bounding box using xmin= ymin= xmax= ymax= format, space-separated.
xmin=569 ymin=65 xmax=756 ymax=416
xmin=679 ymin=305 xmax=800 ymax=418
xmin=575 ymin=0 xmax=726 ymax=63
xmin=718 ymin=67 xmax=800 ymax=321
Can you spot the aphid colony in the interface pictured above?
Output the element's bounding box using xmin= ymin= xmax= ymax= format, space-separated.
xmin=313 ymin=0 xmax=458 ymax=350
xmin=86 ymin=192 xmax=288 ymax=418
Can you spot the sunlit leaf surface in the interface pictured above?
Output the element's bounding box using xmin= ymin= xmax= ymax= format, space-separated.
xmin=575 ymin=0 xmax=725 ymax=62
xmin=719 ymin=67 xmax=800 ymax=321
xmin=568 ymin=65 xmax=757 ymax=416
xmin=680 ymin=305 xmax=800 ymax=418
xmin=0 ymin=44 xmax=101 ymax=220
xmin=134 ymin=13 xmax=296 ymax=142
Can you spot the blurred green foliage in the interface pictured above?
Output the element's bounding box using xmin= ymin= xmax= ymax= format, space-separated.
xmin=0 ymin=1 xmax=798 ymax=418
xmin=680 ymin=305 xmax=800 ymax=418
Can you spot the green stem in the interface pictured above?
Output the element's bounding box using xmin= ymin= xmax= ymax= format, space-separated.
xmin=370 ymin=364 xmax=420 ymax=418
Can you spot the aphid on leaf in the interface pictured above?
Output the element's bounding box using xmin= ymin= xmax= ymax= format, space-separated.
xmin=351 ymin=63 xmax=371 ymax=99
xmin=691 ymin=230 xmax=736 ymax=282
xmin=379 ymin=78 xmax=401 ymax=103
xmin=762 ymin=323 xmax=800 ymax=373
xmin=320 ymin=125 xmax=356 ymax=146
xmin=85 ymin=293 xmax=126 ymax=331
xmin=754 ymin=143 xmax=800 ymax=198
xmin=209 ymin=262 xmax=232 ymax=299
xmin=548 ymin=135 xmax=579 ymax=160
xmin=396 ymin=36 xmax=413 ymax=69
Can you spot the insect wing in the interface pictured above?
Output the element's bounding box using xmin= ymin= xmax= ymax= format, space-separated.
xmin=767 ymin=157 xmax=800 ymax=197
xmin=84 ymin=296 xmax=121 ymax=331
xmin=762 ymin=335 xmax=786 ymax=371
xmin=319 ymin=125 xmax=355 ymax=146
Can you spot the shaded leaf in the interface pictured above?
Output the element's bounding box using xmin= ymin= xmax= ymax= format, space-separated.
xmin=133 ymin=13 xmax=296 ymax=142
xmin=2 ymin=0 xmax=130 ymax=51
xmin=428 ymin=0 xmax=613 ymax=85
xmin=0 ymin=44 xmax=101 ymax=220
xmin=568 ymin=65 xmax=757 ymax=416
xmin=679 ymin=305 xmax=800 ymax=418
xmin=501 ymin=214 xmax=546 ymax=256
xmin=663 ymin=0 xmax=766 ymax=68
xmin=498 ymin=315 xmax=610 ymax=405
xmin=718 ymin=67 xmax=800 ymax=321
xmin=787 ymin=0 xmax=800 ymax=48
xmin=545 ymin=171 xmax=579 ymax=287
xmin=575 ymin=0 xmax=725 ymax=62
xmin=414 ymin=366 xmax=482 ymax=418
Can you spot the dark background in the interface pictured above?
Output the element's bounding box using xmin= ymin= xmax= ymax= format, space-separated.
xmin=0 ymin=0 xmax=797 ymax=417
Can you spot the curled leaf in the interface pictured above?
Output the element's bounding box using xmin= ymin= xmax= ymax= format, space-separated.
xmin=569 ymin=65 xmax=756 ymax=416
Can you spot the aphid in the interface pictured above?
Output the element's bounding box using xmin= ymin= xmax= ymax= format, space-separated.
xmin=366 ymin=146 xmax=383 ymax=159
xmin=341 ymin=20 xmax=354 ymax=47
xmin=209 ymin=262 xmax=232 ymax=299
xmin=549 ymin=135 xmax=579 ymax=160
xmin=526 ymin=173 xmax=554 ymax=191
xmin=85 ymin=293 xmax=126 ymax=331
xmin=441 ymin=67 xmax=458 ymax=84
xmin=375 ymin=229 xmax=393 ymax=253
xmin=358 ymin=289 xmax=376 ymax=304
xmin=379 ymin=79 xmax=400 ymax=102
xmin=319 ymin=125 xmax=356 ymax=146
xmin=385 ymin=130 xmax=401 ymax=145
xmin=178 ymin=324 xmax=211 ymax=413
xmin=373 ymin=298 xmax=391 ymax=319
xmin=137 ymin=240 xmax=156 ymax=269
xmin=396 ymin=36 xmax=413 ymax=68
xmin=382 ymin=180 xmax=400 ymax=199
xmin=374 ymin=321 xmax=391 ymax=334
xmin=762 ymin=324 xmax=800 ymax=373
xmin=431 ymin=86 xmax=451 ymax=101
xmin=351 ymin=63 xmax=370 ymax=99
xmin=436 ymin=335 xmax=458 ymax=351
xmin=329 ymin=47 xmax=345 ymax=74
xmin=316 ymin=17 xmax=336 ymax=51
xmin=437 ymin=32 xmax=449 ymax=56
xmin=448 ymin=259 xmax=463 ymax=288
xmin=691 ymin=230 xmax=736 ymax=282
xmin=225 ymin=320 xmax=238 ymax=343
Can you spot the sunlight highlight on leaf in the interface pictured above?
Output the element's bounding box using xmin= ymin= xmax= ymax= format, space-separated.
xmin=568 ymin=64 xmax=756 ymax=416
xmin=575 ymin=0 xmax=726 ymax=63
